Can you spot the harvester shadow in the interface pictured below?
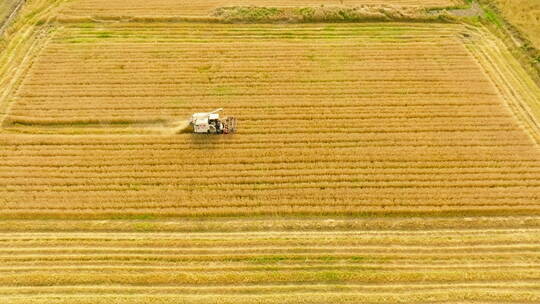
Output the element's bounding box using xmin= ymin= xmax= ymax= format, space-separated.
xmin=186 ymin=133 xmax=229 ymax=150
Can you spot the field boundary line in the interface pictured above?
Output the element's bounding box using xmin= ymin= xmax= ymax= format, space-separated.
xmin=465 ymin=26 xmax=540 ymax=145
xmin=0 ymin=0 xmax=26 ymax=36
xmin=0 ymin=0 xmax=68 ymax=132
xmin=0 ymin=26 xmax=54 ymax=132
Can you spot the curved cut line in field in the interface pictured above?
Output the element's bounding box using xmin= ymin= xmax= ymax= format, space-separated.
xmin=465 ymin=25 xmax=540 ymax=144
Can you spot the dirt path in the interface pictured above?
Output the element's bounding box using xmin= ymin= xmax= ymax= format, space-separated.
xmin=448 ymin=2 xmax=484 ymax=17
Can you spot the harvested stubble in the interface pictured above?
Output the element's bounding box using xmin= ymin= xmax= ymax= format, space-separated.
xmin=0 ymin=218 xmax=539 ymax=303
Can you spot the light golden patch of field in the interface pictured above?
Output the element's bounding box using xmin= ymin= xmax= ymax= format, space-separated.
xmin=59 ymin=0 xmax=465 ymax=19
xmin=487 ymin=0 xmax=540 ymax=49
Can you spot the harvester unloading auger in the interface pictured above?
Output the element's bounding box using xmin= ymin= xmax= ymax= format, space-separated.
xmin=190 ymin=108 xmax=237 ymax=134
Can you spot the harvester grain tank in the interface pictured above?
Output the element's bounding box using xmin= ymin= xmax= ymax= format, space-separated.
xmin=190 ymin=108 xmax=237 ymax=134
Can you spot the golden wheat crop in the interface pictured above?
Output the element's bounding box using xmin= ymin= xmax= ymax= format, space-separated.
xmin=1 ymin=23 xmax=539 ymax=220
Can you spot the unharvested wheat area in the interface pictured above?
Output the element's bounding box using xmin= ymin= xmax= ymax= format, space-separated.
xmin=0 ymin=0 xmax=539 ymax=303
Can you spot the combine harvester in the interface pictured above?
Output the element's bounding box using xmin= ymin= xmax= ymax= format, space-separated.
xmin=190 ymin=108 xmax=236 ymax=134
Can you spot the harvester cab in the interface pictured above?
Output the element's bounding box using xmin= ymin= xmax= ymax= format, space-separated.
xmin=190 ymin=108 xmax=237 ymax=134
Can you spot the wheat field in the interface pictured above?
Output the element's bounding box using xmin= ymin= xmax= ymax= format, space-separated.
xmin=2 ymin=22 xmax=539 ymax=218
xmin=0 ymin=0 xmax=540 ymax=303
